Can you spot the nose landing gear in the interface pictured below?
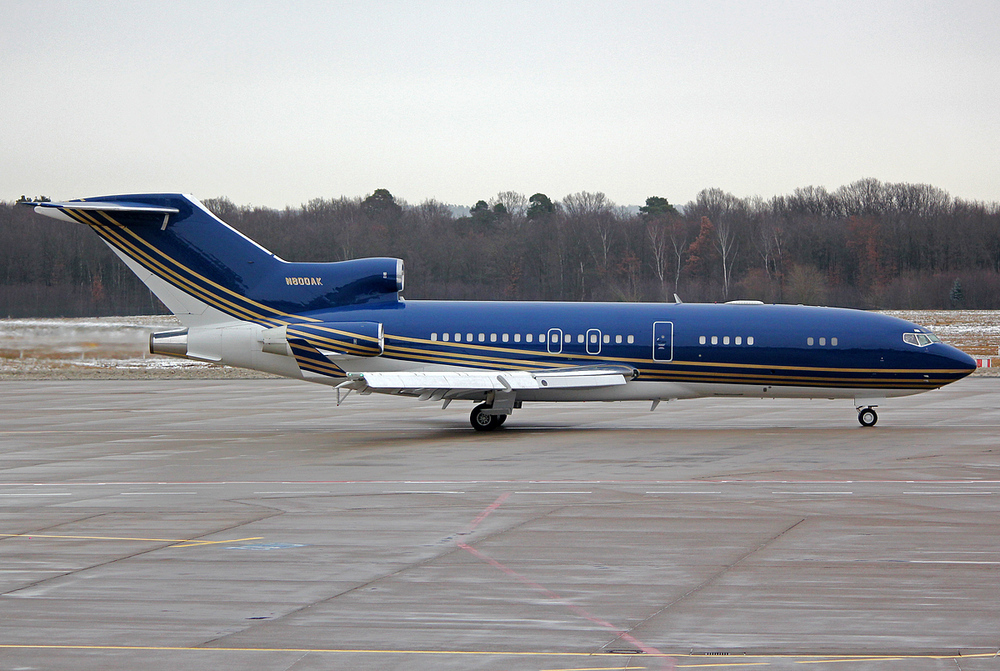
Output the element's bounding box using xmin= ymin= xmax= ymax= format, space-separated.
xmin=858 ymin=406 xmax=878 ymax=427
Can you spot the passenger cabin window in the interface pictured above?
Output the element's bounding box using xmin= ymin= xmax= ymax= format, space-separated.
xmin=479 ymin=333 xmax=485 ymax=342
xmin=699 ymin=335 xmax=758 ymax=345
xmin=807 ymin=336 xmax=838 ymax=346
xmin=627 ymin=335 xmax=634 ymax=344
xmin=431 ymin=333 xmax=438 ymax=341
xmin=616 ymin=335 xmax=623 ymax=344
xmin=526 ymin=334 xmax=533 ymax=343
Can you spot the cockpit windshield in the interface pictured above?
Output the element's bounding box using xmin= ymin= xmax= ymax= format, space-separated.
xmin=902 ymin=331 xmax=942 ymax=347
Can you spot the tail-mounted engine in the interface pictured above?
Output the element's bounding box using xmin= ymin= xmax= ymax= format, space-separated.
xmin=150 ymin=321 xmax=384 ymax=363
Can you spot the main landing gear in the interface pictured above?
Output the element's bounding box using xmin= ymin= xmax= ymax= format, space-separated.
xmin=857 ymin=406 xmax=878 ymax=427
xmin=470 ymin=403 xmax=507 ymax=432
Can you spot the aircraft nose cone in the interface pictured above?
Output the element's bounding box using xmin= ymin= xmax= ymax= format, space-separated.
xmin=947 ymin=346 xmax=978 ymax=376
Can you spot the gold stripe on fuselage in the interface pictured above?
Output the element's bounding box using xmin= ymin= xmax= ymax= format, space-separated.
xmin=70 ymin=210 xmax=275 ymax=323
xmin=382 ymin=338 xmax=960 ymax=388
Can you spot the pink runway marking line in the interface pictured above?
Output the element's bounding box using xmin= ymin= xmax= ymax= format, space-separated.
xmin=458 ymin=493 xmax=674 ymax=668
xmin=464 ymin=491 xmax=511 ymax=532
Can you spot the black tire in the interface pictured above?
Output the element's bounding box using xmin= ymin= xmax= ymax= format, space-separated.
xmin=496 ymin=414 xmax=507 ymax=426
xmin=471 ymin=403 xmax=502 ymax=431
xmin=858 ymin=407 xmax=878 ymax=427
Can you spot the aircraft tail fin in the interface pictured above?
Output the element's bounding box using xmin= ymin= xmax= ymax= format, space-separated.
xmin=32 ymin=194 xmax=403 ymax=326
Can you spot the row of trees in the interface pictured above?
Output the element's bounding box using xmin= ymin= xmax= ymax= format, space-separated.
xmin=3 ymin=179 xmax=1000 ymax=317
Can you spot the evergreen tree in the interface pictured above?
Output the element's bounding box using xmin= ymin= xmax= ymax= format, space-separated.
xmin=950 ymin=278 xmax=964 ymax=306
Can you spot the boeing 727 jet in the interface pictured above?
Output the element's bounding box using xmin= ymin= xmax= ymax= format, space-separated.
xmin=29 ymin=193 xmax=977 ymax=430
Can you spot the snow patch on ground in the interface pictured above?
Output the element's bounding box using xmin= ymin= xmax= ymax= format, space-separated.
xmin=879 ymin=310 xmax=1000 ymax=357
xmin=0 ymin=315 xmax=260 ymax=379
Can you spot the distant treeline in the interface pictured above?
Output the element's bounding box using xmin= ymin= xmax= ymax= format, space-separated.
xmin=3 ymin=178 xmax=1000 ymax=317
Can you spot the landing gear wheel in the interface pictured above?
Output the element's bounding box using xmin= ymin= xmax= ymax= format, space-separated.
xmin=858 ymin=407 xmax=878 ymax=427
xmin=471 ymin=403 xmax=503 ymax=432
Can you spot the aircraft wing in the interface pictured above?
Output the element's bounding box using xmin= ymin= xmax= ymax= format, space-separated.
xmin=337 ymin=365 xmax=637 ymax=401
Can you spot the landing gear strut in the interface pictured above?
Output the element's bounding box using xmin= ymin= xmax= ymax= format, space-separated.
xmin=470 ymin=403 xmax=505 ymax=431
xmin=858 ymin=407 xmax=878 ymax=427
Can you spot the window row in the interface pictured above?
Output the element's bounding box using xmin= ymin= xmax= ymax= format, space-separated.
xmin=806 ymin=337 xmax=838 ymax=346
xmin=430 ymin=332 xmax=636 ymax=345
xmin=698 ymin=335 xmax=755 ymax=345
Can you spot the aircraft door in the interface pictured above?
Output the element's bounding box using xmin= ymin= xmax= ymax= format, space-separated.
xmin=547 ymin=328 xmax=563 ymax=354
xmin=586 ymin=329 xmax=601 ymax=355
xmin=652 ymin=321 xmax=673 ymax=362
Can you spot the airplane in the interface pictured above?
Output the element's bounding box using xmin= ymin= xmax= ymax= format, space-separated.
xmin=28 ymin=193 xmax=977 ymax=431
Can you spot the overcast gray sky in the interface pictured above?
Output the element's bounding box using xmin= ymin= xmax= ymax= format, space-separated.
xmin=3 ymin=0 xmax=998 ymax=209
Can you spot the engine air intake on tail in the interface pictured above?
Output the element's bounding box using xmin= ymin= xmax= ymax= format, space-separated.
xmin=273 ymin=322 xmax=384 ymax=358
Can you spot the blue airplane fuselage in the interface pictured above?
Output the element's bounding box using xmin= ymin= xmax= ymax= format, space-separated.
xmin=300 ymin=299 xmax=974 ymax=394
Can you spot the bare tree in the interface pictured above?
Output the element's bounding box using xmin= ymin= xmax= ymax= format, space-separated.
xmin=687 ymin=188 xmax=746 ymax=299
xmin=562 ymin=191 xmax=617 ymax=274
xmin=714 ymin=217 xmax=738 ymax=300
xmin=490 ymin=192 xmax=527 ymax=221
xmin=668 ymin=220 xmax=691 ymax=298
xmin=646 ymin=220 xmax=670 ymax=300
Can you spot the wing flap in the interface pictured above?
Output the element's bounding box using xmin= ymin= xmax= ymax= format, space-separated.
xmin=342 ymin=366 xmax=633 ymax=395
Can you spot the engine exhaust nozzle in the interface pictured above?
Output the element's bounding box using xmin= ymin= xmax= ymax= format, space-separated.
xmin=150 ymin=328 xmax=189 ymax=358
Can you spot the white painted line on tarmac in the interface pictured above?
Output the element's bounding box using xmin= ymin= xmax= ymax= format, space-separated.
xmin=902 ymin=491 xmax=992 ymax=495
xmin=0 ymin=493 xmax=72 ymax=497
xmin=118 ymin=492 xmax=197 ymax=496
xmin=646 ymin=491 xmax=723 ymax=494
xmin=254 ymin=491 xmax=332 ymax=495
xmin=901 ymin=560 xmax=1000 ymax=564
xmin=771 ymin=491 xmax=854 ymax=495
xmin=514 ymin=491 xmax=593 ymax=495
xmin=382 ymin=491 xmax=466 ymax=495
